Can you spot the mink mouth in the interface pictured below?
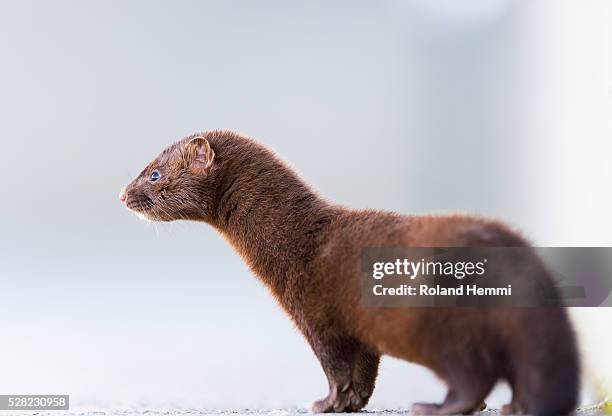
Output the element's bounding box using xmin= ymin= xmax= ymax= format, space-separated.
xmin=125 ymin=195 xmax=154 ymax=216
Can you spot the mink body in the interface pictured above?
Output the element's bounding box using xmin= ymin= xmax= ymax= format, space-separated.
xmin=121 ymin=131 xmax=579 ymax=416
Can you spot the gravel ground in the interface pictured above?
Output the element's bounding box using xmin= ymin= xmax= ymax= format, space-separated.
xmin=2 ymin=406 xmax=610 ymax=416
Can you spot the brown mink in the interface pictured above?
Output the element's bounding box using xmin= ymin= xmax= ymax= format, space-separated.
xmin=120 ymin=130 xmax=579 ymax=415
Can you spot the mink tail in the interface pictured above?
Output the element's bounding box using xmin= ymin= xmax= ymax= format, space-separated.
xmin=510 ymin=307 xmax=580 ymax=416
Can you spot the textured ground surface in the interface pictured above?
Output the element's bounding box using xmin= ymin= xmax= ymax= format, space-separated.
xmin=3 ymin=407 xmax=610 ymax=416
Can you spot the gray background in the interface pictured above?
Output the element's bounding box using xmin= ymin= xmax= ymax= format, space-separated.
xmin=1 ymin=0 xmax=611 ymax=410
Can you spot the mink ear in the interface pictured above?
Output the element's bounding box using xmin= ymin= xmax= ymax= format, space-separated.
xmin=185 ymin=136 xmax=215 ymax=171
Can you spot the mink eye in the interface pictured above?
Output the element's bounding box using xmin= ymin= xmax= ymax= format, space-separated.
xmin=150 ymin=170 xmax=161 ymax=182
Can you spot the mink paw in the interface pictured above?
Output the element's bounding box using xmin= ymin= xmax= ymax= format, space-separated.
xmin=501 ymin=402 xmax=523 ymax=415
xmin=352 ymin=380 xmax=375 ymax=406
xmin=312 ymin=382 xmax=366 ymax=413
xmin=411 ymin=401 xmax=486 ymax=415
xmin=411 ymin=402 xmax=442 ymax=415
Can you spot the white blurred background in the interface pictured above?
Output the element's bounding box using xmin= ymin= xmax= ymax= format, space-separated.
xmin=0 ymin=0 xmax=610 ymax=410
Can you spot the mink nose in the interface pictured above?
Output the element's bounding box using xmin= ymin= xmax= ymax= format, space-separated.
xmin=119 ymin=187 xmax=127 ymax=204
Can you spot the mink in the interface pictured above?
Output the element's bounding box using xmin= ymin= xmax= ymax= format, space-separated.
xmin=120 ymin=130 xmax=579 ymax=415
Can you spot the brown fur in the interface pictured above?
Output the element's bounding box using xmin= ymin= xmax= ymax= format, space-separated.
xmin=121 ymin=130 xmax=579 ymax=415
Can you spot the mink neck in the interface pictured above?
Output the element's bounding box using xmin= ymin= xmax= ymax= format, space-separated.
xmin=210 ymin=145 xmax=337 ymax=296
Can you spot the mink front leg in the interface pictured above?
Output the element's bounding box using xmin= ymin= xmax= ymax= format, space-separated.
xmin=308 ymin=334 xmax=380 ymax=413
xmin=351 ymin=344 xmax=380 ymax=405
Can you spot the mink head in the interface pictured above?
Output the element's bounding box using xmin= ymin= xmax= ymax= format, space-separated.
xmin=120 ymin=135 xmax=218 ymax=222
